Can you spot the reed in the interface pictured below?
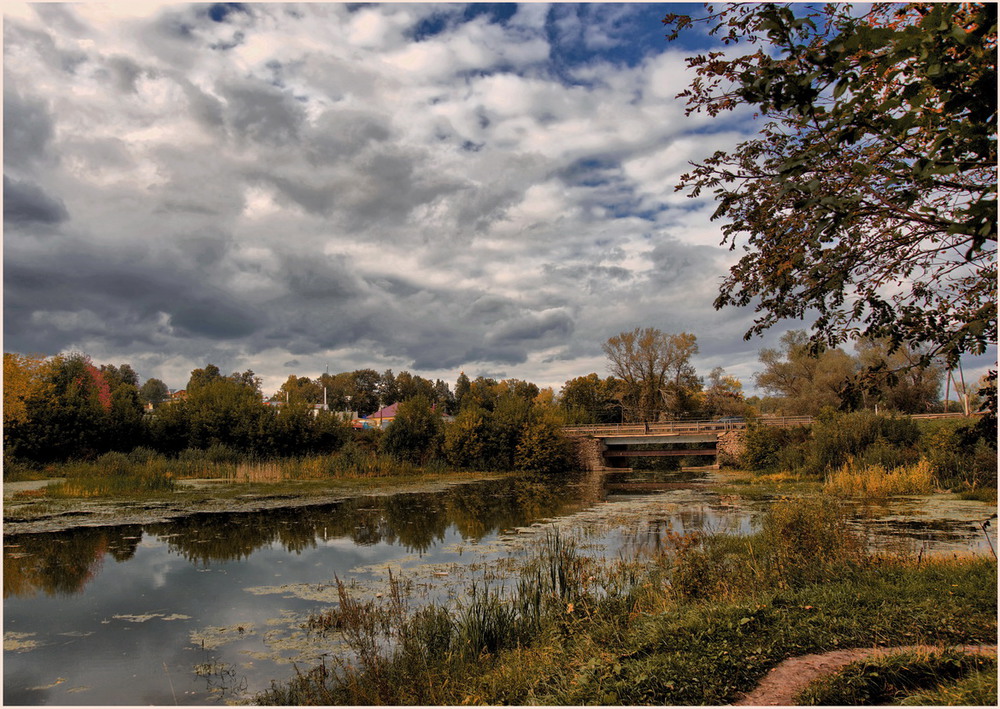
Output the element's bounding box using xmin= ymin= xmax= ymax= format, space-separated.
xmin=823 ymin=458 xmax=936 ymax=498
xmin=230 ymin=461 xmax=285 ymax=482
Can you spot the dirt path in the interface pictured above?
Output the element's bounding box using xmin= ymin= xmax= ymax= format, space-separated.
xmin=732 ymin=644 xmax=997 ymax=705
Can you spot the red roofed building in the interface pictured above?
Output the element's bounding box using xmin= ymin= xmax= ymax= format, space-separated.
xmin=368 ymin=402 xmax=400 ymax=429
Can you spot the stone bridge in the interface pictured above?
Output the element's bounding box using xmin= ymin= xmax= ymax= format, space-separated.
xmin=562 ymin=417 xmax=812 ymax=470
xmin=562 ymin=413 xmax=969 ymax=470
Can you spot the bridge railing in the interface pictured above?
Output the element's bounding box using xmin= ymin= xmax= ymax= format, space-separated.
xmin=562 ymin=416 xmax=813 ymax=437
xmin=562 ymin=412 xmax=969 ymax=438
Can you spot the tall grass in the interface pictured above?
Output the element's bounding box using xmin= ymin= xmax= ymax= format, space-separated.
xmin=823 ymin=458 xmax=936 ymax=498
xmin=898 ymin=657 xmax=998 ymax=705
xmin=47 ymin=470 xmax=176 ymax=498
xmin=22 ymin=442 xmax=456 ymax=499
xmin=46 ymin=450 xmax=178 ymax=498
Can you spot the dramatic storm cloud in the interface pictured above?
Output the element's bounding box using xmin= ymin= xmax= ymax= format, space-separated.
xmin=4 ymin=2 xmax=805 ymax=393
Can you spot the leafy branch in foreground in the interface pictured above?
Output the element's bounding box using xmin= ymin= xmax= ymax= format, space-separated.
xmin=664 ymin=3 xmax=996 ymax=402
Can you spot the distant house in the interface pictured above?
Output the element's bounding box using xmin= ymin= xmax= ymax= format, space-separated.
xmin=368 ymin=402 xmax=400 ymax=429
xmin=353 ymin=402 xmax=453 ymax=429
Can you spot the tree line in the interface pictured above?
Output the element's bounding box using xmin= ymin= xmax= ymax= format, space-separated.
xmin=563 ymin=327 xmax=985 ymax=425
xmin=1 ymin=353 xmax=572 ymax=471
xmin=4 ymin=323 xmax=987 ymax=468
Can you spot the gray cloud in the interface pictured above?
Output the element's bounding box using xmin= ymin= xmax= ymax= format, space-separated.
xmin=218 ymin=77 xmax=306 ymax=147
xmin=3 ymin=176 xmax=69 ymax=225
xmin=105 ymin=55 xmax=146 ymax=94
xmin=11 ymin=3 xmax=972 ymax=396
xmin=3 ymin=86 xmax=57 ymax=167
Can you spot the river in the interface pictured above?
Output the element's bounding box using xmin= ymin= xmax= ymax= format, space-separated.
xmin=3 ymin=468 xmax=995 ymax=705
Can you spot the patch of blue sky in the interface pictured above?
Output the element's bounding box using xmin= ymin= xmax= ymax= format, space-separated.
xmin=409 ymin=3 xmax=520 ymax=42
xmin=550 ymin=4 xmax=721 ymax=66
xmin=403 ymin=4 xmax=722 ymax=87
xmin=559 ymin=157 xmax=621 ymax=188
xmin=207 ymin=3 xmax=249 ymax=24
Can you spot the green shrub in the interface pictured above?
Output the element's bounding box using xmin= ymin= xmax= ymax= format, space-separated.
xmin=740 ymin=425 xmax=787 ymax=470
xmin=379 ymin=396 xmax=444 ymax=464
xmin=514 ymin=420 xmax=573 ymax=473
xmin=741 ymin=425 xmax=810 ymax=472
xmin=804 ymin=411 xmax=919 ymax=475
xmin=758 ymin=496 xmax=864 ymax=587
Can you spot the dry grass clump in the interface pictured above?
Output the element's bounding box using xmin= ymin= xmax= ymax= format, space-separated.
xmin=231 ymin=462 xmax=286 ymax=482
xmin=823 ymin=458 xmax=936 ymax=498
xmin=751 ymin=470 xmax=807 ymax=484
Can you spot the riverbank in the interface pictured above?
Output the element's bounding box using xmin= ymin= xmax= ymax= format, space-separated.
xmin=2 ymin=471 xmax=509 ymax=535
xmin=253 ymin=495 xmax=998 ymax=706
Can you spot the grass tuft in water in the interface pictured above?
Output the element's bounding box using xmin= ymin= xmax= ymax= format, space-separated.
xmin=824 ymin=458 xmax=937 ymax=498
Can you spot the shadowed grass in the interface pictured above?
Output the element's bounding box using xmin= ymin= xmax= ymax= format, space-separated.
xmin=795 ymin=650 xmax=997 ymax=705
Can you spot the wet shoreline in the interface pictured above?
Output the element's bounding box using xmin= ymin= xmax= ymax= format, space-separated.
xmin=2 ymin=474 xmax=507 ymax=535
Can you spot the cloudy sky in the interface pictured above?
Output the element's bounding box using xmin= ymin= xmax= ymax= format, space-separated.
xmin=4 ymin=2 xmax=990 ymax=396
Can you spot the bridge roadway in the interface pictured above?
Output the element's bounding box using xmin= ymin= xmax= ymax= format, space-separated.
xmin=561 ymin=415 xmax=813 ymax=440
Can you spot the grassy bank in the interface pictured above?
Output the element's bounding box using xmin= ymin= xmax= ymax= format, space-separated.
xmin=6 ymin=445 xmax=456 ymax=501
xmin=796 ymin=650 xmax=997 ymax=705
xmin=254 ymin=497 xmax=997 ymax=705
xmin=737 ymin=411 xmax=996 ymax=497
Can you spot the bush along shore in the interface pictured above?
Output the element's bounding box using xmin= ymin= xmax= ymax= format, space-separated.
xmin=252 ymin=497 xmax=997 ymax=706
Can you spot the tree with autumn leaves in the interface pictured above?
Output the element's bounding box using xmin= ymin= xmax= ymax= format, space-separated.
xmin=603 ymin=327 xmax=703 ymax=422
xmin=664 ymin=3 xmax=996 ymax=419
xmin=4 ymin=352 xmax=145 ymax=462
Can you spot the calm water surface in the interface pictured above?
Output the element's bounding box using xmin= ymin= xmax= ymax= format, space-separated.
xmin=3 ymin=469 xmax=994 ymax=705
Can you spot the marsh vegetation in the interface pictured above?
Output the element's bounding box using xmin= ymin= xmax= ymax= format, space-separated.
xmin=254 ymin=497 xmax=996 ymax=706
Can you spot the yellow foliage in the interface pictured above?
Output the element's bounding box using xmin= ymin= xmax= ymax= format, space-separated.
xmin=824 ymin=458 xmax=936 ymax=498
xmin=3 ymin=353 xmax=52 ymax=427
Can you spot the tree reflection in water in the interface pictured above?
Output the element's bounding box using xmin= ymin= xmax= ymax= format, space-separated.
xmin=4 ymin=525 xmax=142 ymax=598
xmin=3 ymin=473 xmax=600 ymax=597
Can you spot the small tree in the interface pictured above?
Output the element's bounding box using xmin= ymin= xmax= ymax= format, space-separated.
xmin=139 ymin=378 xmax=170 ymax=408
xmin=755 ymin=331 xmax=857 ymax=415
xmin=379 ymin=395 xmax=443 ymax=464
xmin=603 ymin=327 xmax=700 ymax=422
xmin=514 ymin=418 xmax=572 ymax=473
